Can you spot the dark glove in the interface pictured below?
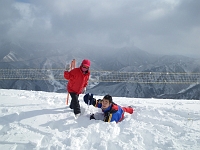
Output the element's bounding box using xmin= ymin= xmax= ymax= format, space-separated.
xmin=83 ymin=93 xmax=96 ymax=105
xmin=90 ymin=114 xmax=95 ymax=120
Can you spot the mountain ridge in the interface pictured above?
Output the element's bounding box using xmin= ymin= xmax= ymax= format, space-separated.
xmin=0 ymin=41 xmax=200 ymax=99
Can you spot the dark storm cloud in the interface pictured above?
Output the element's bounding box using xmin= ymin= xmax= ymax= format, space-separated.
xmin=0 ymin=0 xmax=200 ymax=57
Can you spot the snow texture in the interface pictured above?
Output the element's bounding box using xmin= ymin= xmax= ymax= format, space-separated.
xmin=0 ymin=89 xmax=200 ymax=150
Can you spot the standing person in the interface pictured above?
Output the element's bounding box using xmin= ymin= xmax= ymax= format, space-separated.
xmin=64 ymin=59 xmax=90 ymax=117
xmin=83 ymin=93 xmax=134 ymax=123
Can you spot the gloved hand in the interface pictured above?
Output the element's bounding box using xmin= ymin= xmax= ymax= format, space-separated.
xmin=90 ymin=114 xmax=95 ymax=120
xmin=65 ymin=64 xmax=71 ymax=71
xmin=82 ymin=87 xmax=86 ymax=94
xmin=83 ymin=93 xmax=96 ymax=105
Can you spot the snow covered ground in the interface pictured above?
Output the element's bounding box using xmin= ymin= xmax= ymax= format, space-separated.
xmin=0 ymin=89 xmax=200 ymax=150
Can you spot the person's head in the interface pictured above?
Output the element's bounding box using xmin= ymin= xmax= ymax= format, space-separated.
xmin=81 ymin=59 xmax=90 ymax=72
xmin=101 ymin=94 xmax=113 ymax=110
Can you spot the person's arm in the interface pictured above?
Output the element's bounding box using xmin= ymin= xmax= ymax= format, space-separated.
xmin=83 ymin=80 xmax=88 ymax=88
xmin=83 ymin=94 xmax=97 ymax=106
xmin=94 ymin=99 xmax=103 ymax=108
xmin=81 ymin=87 xmax=86 ymax=94
xmin=64 ymin=69 xmax=76 ymax=80
xmin=90 ymin=112 xmax=104 ymax=120
xmin=64 ymin=64 xmax=71 ymax=80
xmin=83 ymin=73 xmax=90 ymax=88
xmin=103 ymin=113 xmax=113 ymax=122
xmin=64 ymin=70 xmax=70 ymax=80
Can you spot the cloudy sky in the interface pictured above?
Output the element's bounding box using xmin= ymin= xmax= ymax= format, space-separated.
xmin=1 ymin=0 xmax=200 ymax=58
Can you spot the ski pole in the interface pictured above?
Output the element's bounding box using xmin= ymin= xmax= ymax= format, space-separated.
xmin=66 ymin=60 xmax=73 ymax=105
xmin=88 ymin=100 xmax=90 ymax=109
xmin=66 ymin=59 xmax=76 ymax=105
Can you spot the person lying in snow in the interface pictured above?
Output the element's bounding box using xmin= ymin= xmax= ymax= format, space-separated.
xmin=83 ymin=93 xmax=134 ymax=123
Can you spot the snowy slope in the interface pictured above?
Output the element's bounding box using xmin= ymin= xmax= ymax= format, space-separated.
xmin=0 ymin=89 xmax=200 ymax=150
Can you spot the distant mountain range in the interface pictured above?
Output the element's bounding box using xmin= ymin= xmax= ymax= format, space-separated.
xmin=0 ymin=41 xmax=200 ymax=100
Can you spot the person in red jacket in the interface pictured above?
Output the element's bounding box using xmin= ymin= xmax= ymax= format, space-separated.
xmin=64 ymin=59 xmax=90 ymax=116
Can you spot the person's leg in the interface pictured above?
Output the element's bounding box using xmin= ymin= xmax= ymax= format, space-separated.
xmin=118 ymin=106 xmax=134 ymax=122
xmin=70 ymin=93 xmax=81 ymax=115
xmin=69 ymin=102 xmax=73 ymax=109
xmin=122 ymin=106 xmax=134 ymax=114
xmin=69 ymin=93 xmax=75 ymax=109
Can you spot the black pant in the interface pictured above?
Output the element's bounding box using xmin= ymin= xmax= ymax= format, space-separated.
xmin=69 ymin=93 xmax=81 ymax=115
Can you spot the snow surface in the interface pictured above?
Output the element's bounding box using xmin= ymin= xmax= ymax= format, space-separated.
xmin=0 ymin=89 xmax=200 ymax=150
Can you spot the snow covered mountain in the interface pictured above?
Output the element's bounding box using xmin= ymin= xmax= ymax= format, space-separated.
xmin=0 ymin=41 xmax=200 ymax=99
xmin=158 ymin=84 xmax=200 ymax=100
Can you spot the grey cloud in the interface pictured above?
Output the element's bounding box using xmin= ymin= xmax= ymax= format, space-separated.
xmin=0 ymin=0 xmax=200 ymax=58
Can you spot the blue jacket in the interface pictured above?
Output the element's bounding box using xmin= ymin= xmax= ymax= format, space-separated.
xmin=95 ymin=101 xmax=124 ymax=123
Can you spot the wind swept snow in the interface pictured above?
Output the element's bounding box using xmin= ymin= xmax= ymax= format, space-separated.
xmin=0 ymin=89 xmax=200 ymax=150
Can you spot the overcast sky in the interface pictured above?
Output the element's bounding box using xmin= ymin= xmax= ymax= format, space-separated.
xmin=1 ymin=0 xmax=200 ymax=58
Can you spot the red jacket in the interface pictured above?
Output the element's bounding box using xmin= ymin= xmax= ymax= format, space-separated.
xmin=64 ymin=67 xmax=90 ymax=94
